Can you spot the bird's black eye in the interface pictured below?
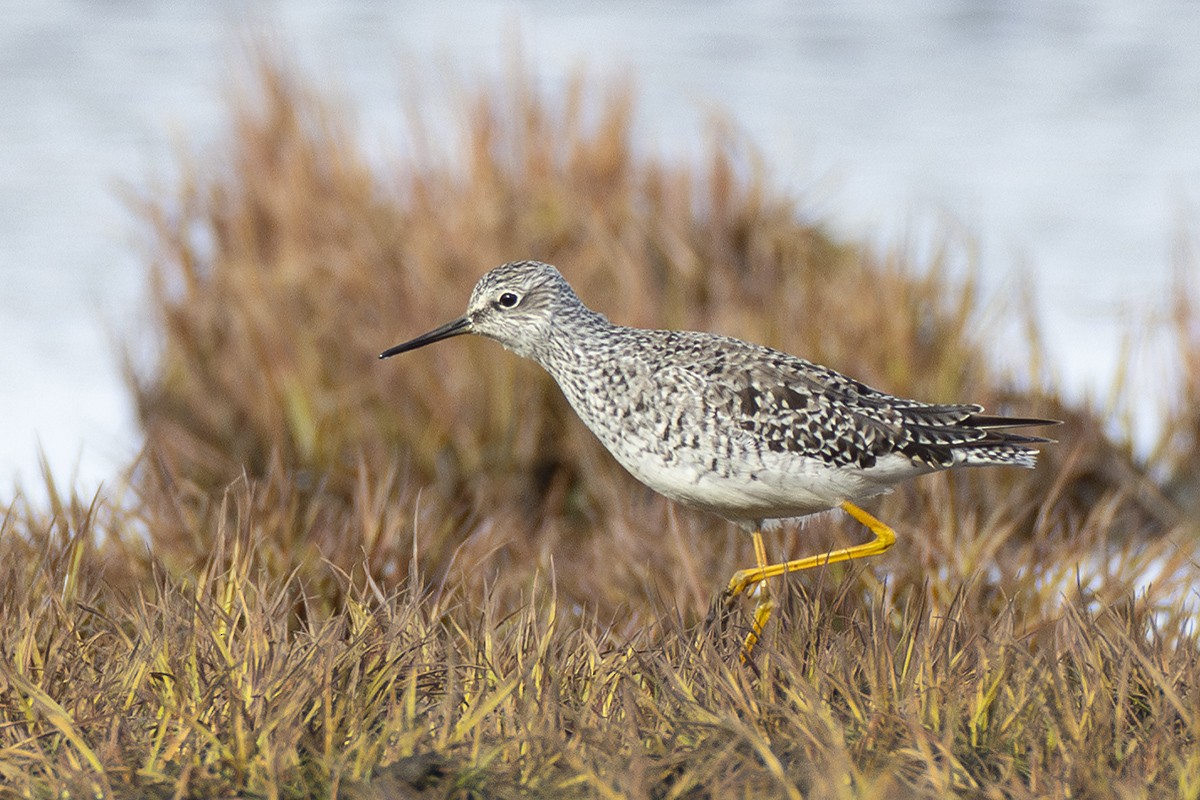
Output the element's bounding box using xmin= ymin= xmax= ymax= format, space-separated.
xmin=497 ymin=292 xmax=520 ymax=309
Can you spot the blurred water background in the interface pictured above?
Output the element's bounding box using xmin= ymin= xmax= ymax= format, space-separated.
xmin=2 ymin=0 xmax=1198 ymax=500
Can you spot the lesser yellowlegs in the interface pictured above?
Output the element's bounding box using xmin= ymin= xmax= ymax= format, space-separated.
xmin=381 ymin=260 xmax=1057 ymax=658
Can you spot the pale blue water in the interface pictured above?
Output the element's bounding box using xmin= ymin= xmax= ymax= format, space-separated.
xmin=3 ymin=0 xmax=1199 ymax=500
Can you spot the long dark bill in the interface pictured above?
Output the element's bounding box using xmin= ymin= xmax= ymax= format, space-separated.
xmin=379 ymin=316 xmax=471 ymax=359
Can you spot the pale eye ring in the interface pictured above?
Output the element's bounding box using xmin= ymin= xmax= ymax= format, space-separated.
xmin=497 ymin=292 xmax=520 ymax=308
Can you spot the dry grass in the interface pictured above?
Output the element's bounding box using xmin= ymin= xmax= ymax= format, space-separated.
xmin=2 ymin=50 xmax=1199 ymax=798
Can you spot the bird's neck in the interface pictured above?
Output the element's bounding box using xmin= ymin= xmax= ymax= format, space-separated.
xmin=529 ymin=305 xmax=620 ymax=377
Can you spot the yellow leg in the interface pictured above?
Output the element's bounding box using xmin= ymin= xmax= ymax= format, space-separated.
xmin=738 ymin=529 xmax=774 ymax=661
xmin=729 ymin=501 xmax=897 ymax=660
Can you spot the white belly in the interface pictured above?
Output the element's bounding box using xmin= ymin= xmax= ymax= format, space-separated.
xmin=610 ymin=447 xmax=926 ymax=524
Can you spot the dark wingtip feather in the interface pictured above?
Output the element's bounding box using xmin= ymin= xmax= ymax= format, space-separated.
xmin=992 ymin=432 xmax=1057 ymax=445
xmin=897 ymin=410 xmax=1058 ymax=469
xmin=965 ymin=415 xmax=1062 ymax=431
xmin=967 ymin=415 xmax=1060 ymax=446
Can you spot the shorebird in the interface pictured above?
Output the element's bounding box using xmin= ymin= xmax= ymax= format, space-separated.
xmin=381 ymin=260 xmax=1056 ymax=658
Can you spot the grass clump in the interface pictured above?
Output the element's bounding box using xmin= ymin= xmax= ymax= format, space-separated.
xmin=2 ymin=474 xmax=1197 ymax=798
xmin=2 ymin=49 xmax=1199 ymax=797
